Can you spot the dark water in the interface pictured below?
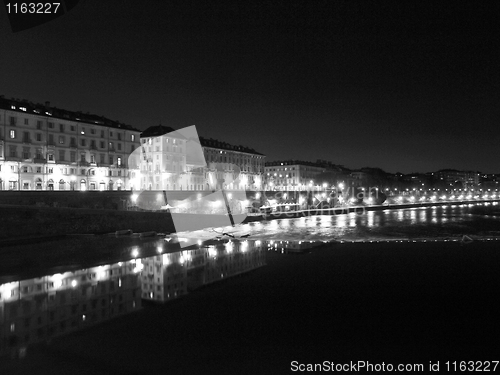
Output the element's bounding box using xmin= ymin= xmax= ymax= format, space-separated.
xmin=1 ymin=203 xmax=500 ymax=374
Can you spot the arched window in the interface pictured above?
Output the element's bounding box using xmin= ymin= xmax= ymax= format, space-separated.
xmin=59 ymin=179 xmax=65 ymax=190
xmin=80 ymin=179 xmax=86 ymax=191
xmin=35 ymin=178 xmax=42 ymax=190
xmin=47 ymin=179 xmax=54 ymax=191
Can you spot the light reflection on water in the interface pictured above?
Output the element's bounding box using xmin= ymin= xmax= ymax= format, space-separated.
xmin=177 ymin=202 xmax=500 ymax=242
xmin=0 ymin=239 xmax=268 ymax=357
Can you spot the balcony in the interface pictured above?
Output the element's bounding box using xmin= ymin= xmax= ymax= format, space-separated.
xmin=5 ymin=156 xmax=21 ymax=162
xmin=34 ymin=157 xmax=46 ymax=164
xmin=78 ymin=161 xmax=90 ymax=167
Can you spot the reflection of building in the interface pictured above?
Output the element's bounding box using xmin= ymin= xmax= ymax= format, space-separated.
xmin=138 ymin=125 xmax=266 ymax=191
xmin=141 ymin=240 xmax=266 ymax=303
xmin=0 ymin=260 xmax=142 ymax=357
xmin=0 ymin=96 xmax=141 ymax=191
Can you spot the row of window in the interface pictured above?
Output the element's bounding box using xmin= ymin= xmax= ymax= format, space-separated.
xmin=4 ymin=115 xmax=136 ymax=141
xmin=5 ymin=130 xmax=132 ymax=151
xmin=4 ymin=146 xmax=123 ymax=165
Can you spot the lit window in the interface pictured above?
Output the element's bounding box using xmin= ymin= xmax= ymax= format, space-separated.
xmin=10 ymin=130 xmax=16 ymax=138
xmin=131 ymin=134 xmax=135 ymax=141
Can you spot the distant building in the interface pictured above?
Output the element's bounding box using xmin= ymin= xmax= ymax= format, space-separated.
xmin=264 ymin=160 xmax=345 ymax=190
xmin=435 ymin=169 xmax=481 ymax=188
xmin=0 ymin=96 xmax=141 ymax=191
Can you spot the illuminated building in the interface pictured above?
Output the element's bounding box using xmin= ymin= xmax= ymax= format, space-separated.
xmin=138 ymin=126 xmax=266 ymax=191
xmin=0 ymin=260 xmax=142 ymax=357
xmin=264 ymin=160 xmax=345 ymax=190
xmin=0 ymin=96 xmax=141 ymax=191
xmin=134 ymin=125 xmax=189 ymax=191
xmin=199 ymin=137 xmax=265 ymax=191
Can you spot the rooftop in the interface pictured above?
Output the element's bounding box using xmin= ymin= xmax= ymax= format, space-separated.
xmin=199 ymin=137 xmax=264 ymax=156
xmin=0 ymin=95 xmax=140 ymax=132
xmin=265 ymin=160 xmax=345 ymax=170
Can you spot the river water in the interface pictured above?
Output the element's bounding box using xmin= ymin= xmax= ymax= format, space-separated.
xmin=1 ymin=202 xmax=500 ymax=373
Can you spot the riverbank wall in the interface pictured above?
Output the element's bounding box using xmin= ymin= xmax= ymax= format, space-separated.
xmin=0 ymin=193 xmax=499 ymax=241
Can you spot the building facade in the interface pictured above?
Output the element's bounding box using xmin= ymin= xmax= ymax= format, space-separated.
xmin=0 ymin=97 xmax=141 ymax=191
xmin=137 ymin=126 xmax=266 ymax=191
xmin=264 ymin=160 xmax=345 ymax=190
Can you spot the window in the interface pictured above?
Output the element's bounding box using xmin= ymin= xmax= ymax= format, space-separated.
xmin=80 ymin=138 xmax=86 ymax=147
xmin=10 ymin=130 xmax=16 ymax=138
xmin=23 ymin=131 xmax=30 ymax=143
xmin=70 ymin=137 xmax=76 ymax=147
xmin=59 ymin=124 xmax=65 ymax=132
xmin=109 ymin=142 xmax=114 ymax=150
xmin=59 ymin=136 xmax=65 ymax=144
xmin=117 ymin=157 xmax=122 ymax=166
xmin=100 ymin=154 xmax=105 ymax=164
xmin=80 ymin=153 xmax=86 ymax=162
xmin=110 ymin=131 xmax=113 ymax=137
xmin=48 ymin=154 xmax=54 ymax=161
xmin=9 ymin=116 xmax=16 ymax=126
xmin=117 ymin=143 xmax=122 ymax=151
xmin=35 ymin=149 xmax=42 ymax=159
xmin=22 ymin=147 xmax=30 ymax=159
xmin=48 ymin=134 xmax=54 ymax=145
xmin=36 ymin=167 xmax=42 ymax=173
xmin=91 ymin=128 xmax=96 ymax=134
xmin=118 ymin=133 xmax=121 ymax=140
xmin=80 ymin=169 xmax=86 ymax=175
xmin=36 ymin=133 xmax=42 ymax=141
xmin=70 ymin=151 xmax=76 ymax=162
xmin=101 ymin=130 xmax=104 ymax=138
xmin=37 ymin=121 xmax=42 ymax=129
xmin=90 ymin=154 xmax=95 ymax=163
xmin=48 ymin=122 xmax=54 ymax=128
xmin=24 ymin=118 xmax=29 ymax=125
xmin=100 ymin=141 xmax=105 ymax=148
xmin=81 ymin=128 xmax=85 ymax=135
xmin=131 ymin=134 xmax=135 ymax=141
xmin=48 ymin=167 xmax=53 ymax=173
xmin=70 ymin=125 xmax=75 ymax=131
xmin=90 ymin=140 xmax=96 ymax=149
xmin=59 ymin=150 xmax=65 ymax=161
xmin=109 ymin=155 xmax=113 ymax=165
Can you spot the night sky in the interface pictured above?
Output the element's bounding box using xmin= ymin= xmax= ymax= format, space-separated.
xmin=1 ymin=1 xmax=499 ymax=173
